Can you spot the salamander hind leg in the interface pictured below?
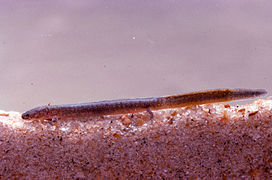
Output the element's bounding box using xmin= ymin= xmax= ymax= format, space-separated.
xmin=146 ymin=108 xmax=154 ymax=119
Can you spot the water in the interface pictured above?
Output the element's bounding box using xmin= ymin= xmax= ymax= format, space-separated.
xmin=0 ymin=1 xmax=271 ymax=112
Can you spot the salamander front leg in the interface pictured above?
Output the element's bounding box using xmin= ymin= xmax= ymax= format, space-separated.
xmin=52 ymin=115 xmax=58 ymax=122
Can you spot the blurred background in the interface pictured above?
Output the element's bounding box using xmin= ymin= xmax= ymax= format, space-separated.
xmin=0 ymin=0 xmax=271 ymax=112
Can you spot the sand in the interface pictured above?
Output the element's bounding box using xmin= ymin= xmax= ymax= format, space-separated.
xmin=1 ymin=99 xmax=272 ymax=179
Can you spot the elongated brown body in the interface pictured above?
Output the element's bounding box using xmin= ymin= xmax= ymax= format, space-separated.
xmin=21 ymin=89 xmax=267 ymax=120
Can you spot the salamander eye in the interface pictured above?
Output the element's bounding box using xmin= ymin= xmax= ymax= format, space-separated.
xmin=22 ymin=113 xmax=30 ymax=119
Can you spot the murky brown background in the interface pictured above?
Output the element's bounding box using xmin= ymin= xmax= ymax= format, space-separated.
xmin=0 ymin=1 xmax=271 ymax=112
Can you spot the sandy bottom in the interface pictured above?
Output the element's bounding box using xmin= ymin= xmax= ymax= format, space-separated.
xmin=1 ymin=100 xmax=272 ymax=179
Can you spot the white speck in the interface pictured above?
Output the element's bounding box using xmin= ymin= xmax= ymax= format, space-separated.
xmin=132 ymin=36 xmax=136 ymax=40
xmin=252 ymin=134 xmax=260 ymax=141
xmin=60 ymin=127 xmax=69 ymax=132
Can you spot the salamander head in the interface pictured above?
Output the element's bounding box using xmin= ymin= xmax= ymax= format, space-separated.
xmin=21 ymin=106 xmax=49 ymax=120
